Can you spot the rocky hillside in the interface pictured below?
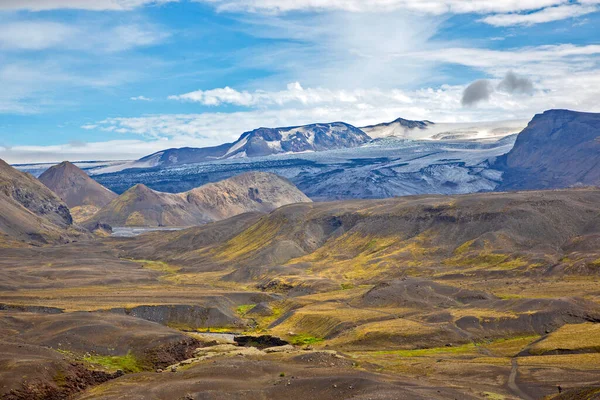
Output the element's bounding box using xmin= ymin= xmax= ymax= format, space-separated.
xmin=0 ymin=158 xmax=80 ymax=244
xmin=39 ymin=161 xmax=117 ymax=208
xmin=85 ymin=172 xmax=311 ymax=228
xmin=116 ymin=187 xmax=600 ymax=285
xmin=496 ymin=109 xmax=600 ymax=190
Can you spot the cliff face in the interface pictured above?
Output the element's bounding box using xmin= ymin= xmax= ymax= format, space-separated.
xmin=496 ymin=109 xmax=600 ymax=191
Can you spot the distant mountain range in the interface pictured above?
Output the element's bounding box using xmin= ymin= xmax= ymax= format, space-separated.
xmin=1 ymin=108 xmax=599 ymax=237
xmin=100 ymin=122 xmax=371 ymax=173
xmin=92 ymin=118 xmax=526 ymax=174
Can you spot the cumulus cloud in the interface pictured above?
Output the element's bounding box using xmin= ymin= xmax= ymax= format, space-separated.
xmin=0 ymin=0 xmax=178 ymax=11
xmin=7 ymin=66 xmax=600 ymax=163
xmin=498 ymin=71 xmax=534 ymax=94
xmin=482 ymin=4 xmax=598 ymax=26
xmin=169 ymin=82 xmax=411 ymax=107
xmin=461 ymin=80 xmax=494 ymax=107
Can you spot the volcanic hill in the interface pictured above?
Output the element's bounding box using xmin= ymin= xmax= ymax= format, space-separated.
xmin=85 ymin=171 xmax=311 ymax=228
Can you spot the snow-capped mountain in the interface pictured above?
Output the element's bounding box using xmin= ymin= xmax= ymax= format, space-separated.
xmin=224 ymin=122 xmax=370 ymax=159
xmin=92 ymin=135 xmax=517 ymax=199
xmin=92 ymin=122 xmax=370 ymax=173
xmin=361 ymin=118 xmax=434 ymax=139
xmin=362 ymin=118 xmax=527 ymax=141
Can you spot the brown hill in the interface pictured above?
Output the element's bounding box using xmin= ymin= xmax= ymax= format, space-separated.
xmin=0 ymin=159 xmax=80 ymax=244
xmin=116 ymin=187 xmax=600 ymax=283
xmin=86 ymin=172 xmax=311 ymax=228
xmin=38 ymin=161 xmax=117 ymax=222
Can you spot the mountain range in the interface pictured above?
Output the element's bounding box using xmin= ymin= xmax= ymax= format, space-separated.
xmin=92 ymin=118 xmax=526 ymax=175
xmin=103 ymin=122 xmax=371 ymax=172
xmin=84 ymin=109 xmax=596 ymax=201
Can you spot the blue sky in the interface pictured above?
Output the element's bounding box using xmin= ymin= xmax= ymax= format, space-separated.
xmin=0 ymin=0 xmax=599 ymax=163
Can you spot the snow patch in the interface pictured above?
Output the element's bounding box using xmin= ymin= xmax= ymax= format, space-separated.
xmin=225 ymin=136 xmax=249 ymax=156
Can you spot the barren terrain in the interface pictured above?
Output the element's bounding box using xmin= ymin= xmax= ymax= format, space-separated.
xmin=1 ymin=188 xmax=600 ymax=399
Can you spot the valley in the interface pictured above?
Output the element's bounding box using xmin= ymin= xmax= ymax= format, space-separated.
xmin=2 ymin=187 xmax=600 ymax=399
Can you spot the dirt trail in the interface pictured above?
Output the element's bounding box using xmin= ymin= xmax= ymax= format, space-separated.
xmin=509 ymin=358 xmax=535 ymax=400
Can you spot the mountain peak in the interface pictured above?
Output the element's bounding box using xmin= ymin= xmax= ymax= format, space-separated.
xmin=226 ymin=121 xmax=370 ymax=159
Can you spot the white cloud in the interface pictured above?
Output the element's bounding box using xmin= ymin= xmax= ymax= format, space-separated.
xmin=0 ymin=139 xmax=181 ymax=164
xmin=482 ymin=4 xmax=598 ymax=26
xmin=89 ymin=70 xmax=600 ymax=140
xmin=130 ymin=96 xmax=153 ymax=101
xmin=0 ymin=16 xmax=168 ymax=113
xmin=0 ymin=22 xmax=76 ymax=51
xmin=169 ymin=82 xmax=412 ymax=107
xmin=197 ymin=0 xmax=600 ymax=27
xmin=413 ymin=44 xmax=600 ymax=78
xmin=0 ymin=0 xmax=178 ymax=11
xmin=7 ymin=63 xmax=600 ymax=163
xmin=229 ymin=10 xmax=444 ymax=89
xmin=0 ymin=20 xmax=169 ymax=52
xmin=198 ymin=0 xmax=569 ymax=14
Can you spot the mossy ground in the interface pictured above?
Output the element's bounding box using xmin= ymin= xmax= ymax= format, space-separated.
xmin=528 ymin=323 xmax=600 ymax=355
xmin=84 ymin=352 xmax=144 ymax=373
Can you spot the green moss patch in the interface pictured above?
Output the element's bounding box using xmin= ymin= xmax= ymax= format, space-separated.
xmin=84 ymin=351 xmax=144 ymax=373
xmin=290 ymin=334 xmax=324 ymax=346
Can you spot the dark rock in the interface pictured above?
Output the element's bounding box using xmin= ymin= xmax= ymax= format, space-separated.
xmin=234 ymin=335 xmax=289 ymax=349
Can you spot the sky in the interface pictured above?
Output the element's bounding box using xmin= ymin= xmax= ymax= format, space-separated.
xmin=0 ymin=0 xmax=599 ymax=163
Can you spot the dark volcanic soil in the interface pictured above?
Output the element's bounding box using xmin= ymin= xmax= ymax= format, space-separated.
xmin=74 ymin=357 xmax=478 ymax=400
